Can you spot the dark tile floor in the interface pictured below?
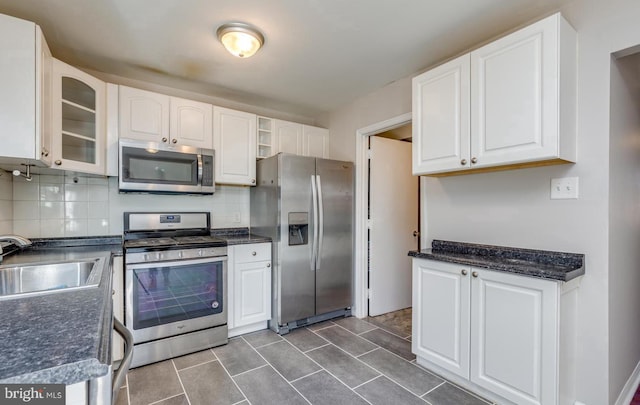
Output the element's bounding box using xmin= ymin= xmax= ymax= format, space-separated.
xmin=116 ymin=315 xmax=492 ymax=405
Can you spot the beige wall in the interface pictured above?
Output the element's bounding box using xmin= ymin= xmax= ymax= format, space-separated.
xmin=327 ymin=0 xmax=640 ymax=402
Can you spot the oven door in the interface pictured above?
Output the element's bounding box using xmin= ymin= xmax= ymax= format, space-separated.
xmin=125 ymin=257 xmax=227 ymax=344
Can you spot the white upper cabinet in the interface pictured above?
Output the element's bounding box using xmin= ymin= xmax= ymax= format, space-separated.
xmin=51 ymin=58 xmax=106 ymax=174
xmin=413 ymin=54 xmax=470 ymax=174
xmin=213 ymin=106 xmax=257 ymax=185
xmin=274 ymin=120 xmax=303 ymax=155
xmin=119 ymin=86 xmax=169 ymax=143
xmin=0 ymin=14 xmax=52 ymax=167
xmin=119 ymin=86 xmax=213 ymax=149
xmin=170 ymin=97 xmax=213 ymax=149
xmin=413 ymin=13 xmax=576 ymax=176
xmin=302 ymin=125 xmax=330 ymax=158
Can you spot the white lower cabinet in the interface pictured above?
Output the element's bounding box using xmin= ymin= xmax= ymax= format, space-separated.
xmin=228 ymin=243 xmax=271 ymax=337
xmin=412 ymin=258 xmax=579 ymax=405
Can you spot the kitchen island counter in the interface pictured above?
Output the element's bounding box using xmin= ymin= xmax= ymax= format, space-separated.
xmin=409 ymin=239 xmax=584 ymax=281
xmin=0 ymin=237 xmax=122 ymax=384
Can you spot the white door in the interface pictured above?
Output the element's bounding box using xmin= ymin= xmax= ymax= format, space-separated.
xmin=234 ymin=260 xmax=271 ymax=328
xmin=170 ymin=96 xmax=213 ymax=148
xmin=470 ymin=269 xmax=558 ymax=405
xmin=274 ymin=120 xmax=303 ymax=155
xmin=369 ymin=136 xmax=418 ymax=316
xmin=412 ymin=259 xmax=470 ymax=378
xmin=412 ymin=54 xmax=470 ymax=175
xmin=302 ymin=125 xmax=329 ymax=158
xmin=213 ymin=106 xmax=257 ymax=185
xmin=119 ymin=85 xmax=170 ymax=143
xmin=470 ymin=14 xmax=559 ymax=168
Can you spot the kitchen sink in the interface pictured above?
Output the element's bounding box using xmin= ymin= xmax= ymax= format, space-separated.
xmin=0 ymin=258 xmax=105 ymax=300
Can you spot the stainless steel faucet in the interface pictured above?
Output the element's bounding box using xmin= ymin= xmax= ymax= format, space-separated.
xmin=0 ymin=235 xmax=32 ymax=263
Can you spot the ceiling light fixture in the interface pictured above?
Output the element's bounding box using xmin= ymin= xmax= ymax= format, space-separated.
xmin=216 ymin=22 xmax=264 ymax=58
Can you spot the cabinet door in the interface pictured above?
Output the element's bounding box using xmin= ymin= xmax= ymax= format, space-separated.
xmin=234 ymin=260 xmax=271 ymax=328
xmin=302 ymin=125 xmax=329 ymax=158
xmin=412 ymin=54 xmax=470 ymax=175
xmin=170 ymin=96 xmax=213 ymax=148
xmin=0 ymin=15 xmax=49 ymax=163
xmin=213 ymin=106 xmax=257 ymax=185
xmin=470 ymin=269 xmax=558 ymax=405
xmin=412 ymin=259 xmax=470 ymax=378
xmin=274 ymin=120 xmax=303 ymax=155
xmin=470 ymin=15 xmax=559 ymax=168
xmin=119 ymin=86 xmax=170 ymax=143
xmin=51 ymin=59 xmax=106 ymax=174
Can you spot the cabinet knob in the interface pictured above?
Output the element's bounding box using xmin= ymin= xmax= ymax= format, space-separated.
xmin=172 ymin=139 xmax=177 ymax=144
xmin=54 ymin=160 xmax=62 ymax=166
xmin=252 ymin=251 xmax=257 ymax=256
xmin=472 ymin=271 xmax=478 ymax=278
xmin=471 ymin=157 xmax=478 ymax=164
xmin=162 ymin=137 xmax=168 ymax=143
xmin=41 ymin=148 xmax=49 ymax=157
xmin=266 ymin=263 xmax=271 ymax=268
xmin=251 ymin=179 xmax=256 ymax=184
xmin=461 ymin=269 xmax=467 ymax=276
xmin=460 ymin=159 xmax=467 ymax=166
xmin=413 ymin=230 xmax=420 ymax=237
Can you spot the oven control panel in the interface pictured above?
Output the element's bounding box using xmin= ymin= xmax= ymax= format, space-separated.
xmin=126 ymin=247 xmax=227 ymax=264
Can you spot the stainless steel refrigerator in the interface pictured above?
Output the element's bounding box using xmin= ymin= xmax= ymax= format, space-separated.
xmin=250 ymin=154 xmax=354 ymax=334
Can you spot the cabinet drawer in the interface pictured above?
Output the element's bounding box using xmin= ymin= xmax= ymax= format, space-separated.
xmin=233 ymin=243 xmax=271 ymax=263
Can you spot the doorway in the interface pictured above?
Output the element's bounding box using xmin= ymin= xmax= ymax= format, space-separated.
xmin=353 ymin=113 xmax=426 ymax=322
xmin=367 ymin=128 xmax=418 ymax=319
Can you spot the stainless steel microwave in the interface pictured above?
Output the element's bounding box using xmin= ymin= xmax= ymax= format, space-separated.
xmin=119 ymin=139 xmax=215 ymax=194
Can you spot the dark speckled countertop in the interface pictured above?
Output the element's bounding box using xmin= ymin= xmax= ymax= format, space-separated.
xmin=211 ymin=228 xmax=271 ymax=245
xmin=409 ymin=240 xmax=585 ymax=282
xmin=0 ymin=236 xmax=122 ymax=384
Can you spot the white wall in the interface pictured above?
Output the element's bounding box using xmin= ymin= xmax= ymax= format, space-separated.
xmin=10 ymin=172 xmax=249 ymax=238
xmin=608 ymin=52 xmax=640 ymax=403
xmin=328 ymin=0 xmax=640 ymax=402
xmin=0 ymin=170 xmax=12 ymax=233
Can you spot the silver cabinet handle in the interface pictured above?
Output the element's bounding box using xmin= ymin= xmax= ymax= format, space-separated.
xmin=162 ymin=137 xmax=168 ymax=143
xmin=266 ymin=263 xmax=271 ymax=268
xmin=461 ymin=269 xmax=467 ymax=276
xmin=413 ymin=230 xmax=420 ymax=237
xmin=252 ymin=251 xmax=257 ymax=256
xmin=54 ymin=160 xmax=62 ymax=166
xmin=251 ymin=179 xmax=256 ymax=184
xmin=471 ymin=157 xmax=478 ymax=164
xmin=172 ymin=139 xmax=177 ymax=144
xmin=460 ymin=159 xmax=467 ymax=165
xmin=472 ymin=271 xmax=478 ymax=278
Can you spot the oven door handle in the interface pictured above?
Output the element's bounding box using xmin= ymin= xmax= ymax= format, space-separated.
xmin=125 ymin=256 xmax=228 ymax=271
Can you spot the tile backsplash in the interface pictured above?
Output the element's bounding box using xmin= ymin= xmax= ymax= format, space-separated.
xmin=7 ymin=173 xmax=250 ymax=238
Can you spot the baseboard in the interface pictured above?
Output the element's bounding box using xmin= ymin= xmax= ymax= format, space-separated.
xmin=615 ymin=359 xmax=640 ymax=405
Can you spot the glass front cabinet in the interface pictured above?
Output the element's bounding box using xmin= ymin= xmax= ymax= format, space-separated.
xmin=52 ymin=58 xmax=106 ymax=174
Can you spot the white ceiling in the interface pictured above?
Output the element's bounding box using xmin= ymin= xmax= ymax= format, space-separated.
xmin=0 ymin=0 xmax=574 ymax=118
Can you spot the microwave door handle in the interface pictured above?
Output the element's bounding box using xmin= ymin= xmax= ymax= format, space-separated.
xmin=197 ymin=154 xmax=203 ymax=185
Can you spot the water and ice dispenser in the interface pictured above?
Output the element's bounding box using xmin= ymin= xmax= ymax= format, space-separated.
xmin=288 ymin=212 xmax=308 ymax=245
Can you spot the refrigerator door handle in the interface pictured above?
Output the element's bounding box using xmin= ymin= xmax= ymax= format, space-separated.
xmin=316 ymin=175 xmax=324 ymax=271
xmin=311 ymin=175 xmax=319 ymax=271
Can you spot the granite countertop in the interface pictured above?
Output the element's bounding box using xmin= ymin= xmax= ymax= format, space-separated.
xmin=211 ymin=228 xmax=272 ymax=245
xmin=0 ymin=236 xmax=122 ymax=384
xmin=409 ymin=240 xmax=585 ymax=282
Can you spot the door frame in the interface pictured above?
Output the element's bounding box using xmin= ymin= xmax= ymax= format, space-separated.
xmin=353 ymin=113 xmax=428 ymax=318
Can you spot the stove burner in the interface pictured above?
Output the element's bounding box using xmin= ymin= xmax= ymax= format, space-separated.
xmin=124 ymin=235 xmax=226 ymax=250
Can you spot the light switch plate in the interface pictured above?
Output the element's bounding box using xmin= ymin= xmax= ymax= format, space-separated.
xmin=551 ymin=177 xmax=579 ymax=199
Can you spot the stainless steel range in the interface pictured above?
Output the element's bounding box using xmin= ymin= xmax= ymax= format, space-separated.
xmin=123 ymin=212 xmax=227 ymax=368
